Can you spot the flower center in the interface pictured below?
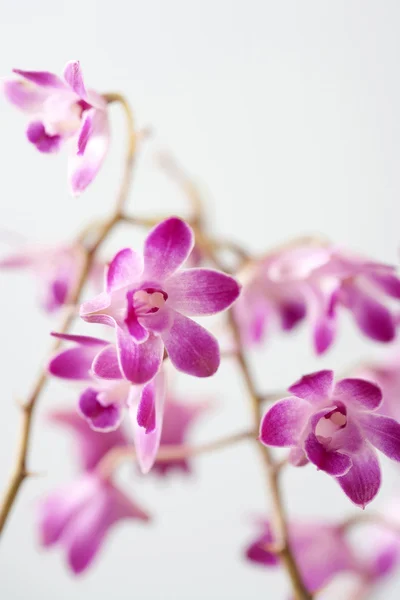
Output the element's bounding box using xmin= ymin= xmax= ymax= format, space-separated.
xmin=131 ymin=288 xmax=168 ymax=316
xmin=315 ymin=408 xmax=347 ymax=442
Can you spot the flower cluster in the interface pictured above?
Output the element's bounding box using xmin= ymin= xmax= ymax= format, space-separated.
xmin=235 ymin=245 xmax=400 ymax=353
xmin=4 ymin=61 xmax=109 ymax=194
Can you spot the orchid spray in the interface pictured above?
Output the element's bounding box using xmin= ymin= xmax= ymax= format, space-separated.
xmin=1 ymin=60 xmax=400 ymax=600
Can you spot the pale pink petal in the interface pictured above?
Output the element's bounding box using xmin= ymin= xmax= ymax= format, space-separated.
xmin=129 ymin=372 xmax=166 ymax=473
xmin=3 ymin=79 xmax=48 ymax=112
xmin=289 ymin=370 xmax=334 ymax=403
xmin=63 ymin=60 xmax=87 ymax=99
xmin=165 ymin=268 xmax=241 ymax=316
xmin=80 ymin=291 xmax=112 ymax=324
xmin=69 ymin=108 xmax=110 ymax=196
xmin=13 ymin=68 xmax=66 ymax=88
xmin=162 ymin=311 xmax=220 ymax=377
xmin=106 ymin=248 xmax=143 ymax=292
xmin=143 ymin=218 xmax=194 ymax=280
xmin=358 ymin=413 xmax=400 ymax=461
xmin=259 ymin=397 xmax=310 ymax=447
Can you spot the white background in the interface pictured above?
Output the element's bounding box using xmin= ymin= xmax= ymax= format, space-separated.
xmin=0 ymin=1 xmax=399 ymax=599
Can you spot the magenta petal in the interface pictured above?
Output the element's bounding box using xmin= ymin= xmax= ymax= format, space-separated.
xmin=116 ymin=328 xmax=163 ymax=384
xmin=92 ymin=345 xmax=122 ymax=380
xmin=48 ymin=345 xmax=102 ymax=381
xmin=336 ymin=444 xmax=381 ymax=508
xmin=304 ymin=433 xmax=352 ymax=475
xmin=358 ymin=413 xmax=400 ymax=461
xmin=69 ymin=108 xmax=110 ymax=196
xmin=140 ymin=306 xmax=173 ymax=334
xmin=79 ymin=388 xmax=123 ymax=431
xmin=279 ymin=298 xmax=307 ymax=331
xmin=259 ymin=397 xmax=310 ymax=447
xmin=165 ymin=268 xmax=241 ymax=316
xmin=129 ymin=373 xmax=166 ymax=473
xmin=50 ymin=333 xmax=108 ymax=346
xmin=106 ymin=248 xmax=143 ymax=292
xmin=162 ymin=311 xmax=220 ymax=377
xmin=13 ymin=68 xmax=65 ymax=88
xmin=143 ymin=218 xmax=194 ymax=280
xmin=333 ymin=378 xmax=382 ymax=411
xmin=371 ymin=272 xmax=400 ymax=299
xmin=289 ymin=370 xmax=334 ymax=403
xmin=63 ymin=60 xmax=87 ymax=98
xmin=347 ymin=287 xmax=395 ymax=343
xmin=26 ymin=121 xmax=62 ymax=153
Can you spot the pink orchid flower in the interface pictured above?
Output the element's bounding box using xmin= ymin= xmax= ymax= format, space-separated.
xmin=260 ymin=370 xmax=400 ymax=507
xmin=4 ymin=60 xmax=109 ymax=195
xmin=80 ymin=217 xmax=241 ymax=383
xmin=48 ymin=333 xmax=166 ymax=474
xmin=234 ymin=244 xmax=400 ymax=355
xmin=0 ymin=242 xmax=86 ymax=313
xmin=38 ymin=473 xmax=149 ymax=574
xmin=245 ymin=519 xmax=357 ymax=594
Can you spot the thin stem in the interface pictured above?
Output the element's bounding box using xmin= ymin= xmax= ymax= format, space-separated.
xmin=0 ymin=93 xmax=137 ymax=536
xmin=97 ymin=428 xmax=255 ymax=480
xmin=227 ymin=311 xmax=313 ymax=600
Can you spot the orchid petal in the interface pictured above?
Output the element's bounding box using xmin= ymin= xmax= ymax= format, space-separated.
xmin=304 ymin=433 xmax=352 ymax=476
xmin=259 ymin=397 xmax=310 ymax=447
xmin=106 ymin=248 xmax=143 ymax=292
xmin=143 ymin=217 xmax=194 ymax=280
xmin=63 ymin=60 xmax=87 ymax=99
xmin=116 ymin=328 xmax=163 ymax=384
xmin=69 ymin=108 xmax=109 ymax=196
xmin=336 ymin=443 xmax=381 ymax=508
xmin=289 ymin=370 xmax=334 ymax=403
xmin=333 ymin=378 xmax=382 ymax=411
xmin=165 ymin=268 xmax=241 ymax=316
xmin=162 ymin=311 xmax=219 ymax=377
xmin=358 ymin=413 xmax=400 ymax=461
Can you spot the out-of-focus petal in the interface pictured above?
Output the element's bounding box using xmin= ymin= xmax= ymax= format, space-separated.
xmin=129 ymin=372 xmax=166 ymax=474
xmin=26 ymin=121 xmax=62 ymax=153
xmin=63 ymin=60 xmax=87 ymax=99
xmin=345 ymin=285 xmax=395 ymax=343
xmin=143 ymin=217 xmax=194 ymax=281
xmin=162 ymin=311 xmax=220 ymax=377
xmin=13 ymin=68 xmax=65 ymax=88
xmin=69 ymin=108 xmax=109 ymax=195
xmin=3 ymin=79 xmax=47 ymax=112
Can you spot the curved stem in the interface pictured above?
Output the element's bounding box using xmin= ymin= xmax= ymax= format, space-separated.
xmin=97 ymin=428 xmax=255 ymax=480
xmin=0 ymin=94 xmax=137 ymax=536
